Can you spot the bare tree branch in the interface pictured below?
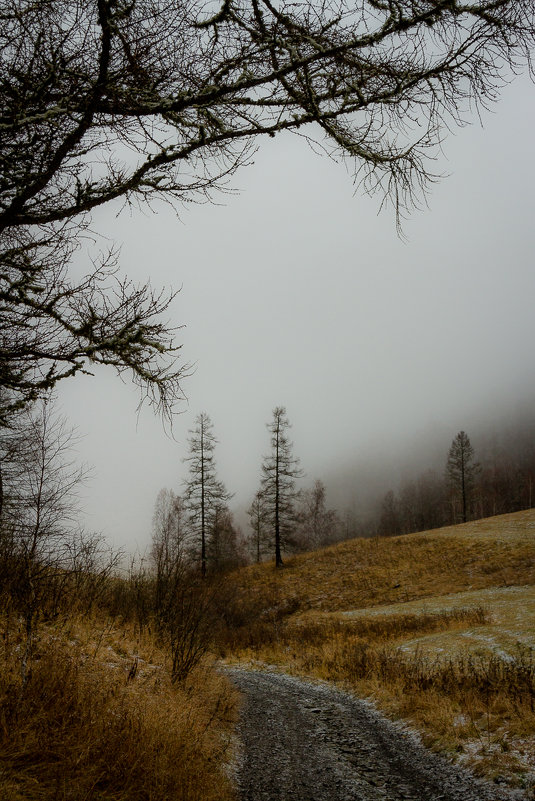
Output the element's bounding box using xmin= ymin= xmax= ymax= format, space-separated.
xmin=1 ymin=0 xmax=533 ymax=418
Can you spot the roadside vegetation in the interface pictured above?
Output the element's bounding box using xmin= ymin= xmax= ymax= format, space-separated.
xmin=0 ymin=570 xmax=238 ymax=801
xmin=0 ymin=396 xmax=240 ymax=801
xmin=0 ymin=614 xmax=236 ymax=801
xmin=218 ymin=510 xmax=535 ymax=791
xmin=2 ymin=394 xmax=534 ymax=797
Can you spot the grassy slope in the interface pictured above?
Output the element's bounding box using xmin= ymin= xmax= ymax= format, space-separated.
xmin=225 ymin=510 xmax=535 ymax=791
xmin=236 ymin=509 xmax=535 ymax=615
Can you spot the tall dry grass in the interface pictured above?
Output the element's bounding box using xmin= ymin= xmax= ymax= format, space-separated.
xmin=0 ymin=617 xmax=237 ymax=801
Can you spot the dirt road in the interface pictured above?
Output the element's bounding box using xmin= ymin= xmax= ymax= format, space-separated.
xmin=227 ymin=668 xmax=524 ymax=801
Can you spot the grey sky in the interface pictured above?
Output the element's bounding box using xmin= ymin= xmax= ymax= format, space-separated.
xmin=58 ymin=74 xmax=535 ymax=553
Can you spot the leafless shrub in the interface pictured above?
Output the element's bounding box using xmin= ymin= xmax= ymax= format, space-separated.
xmin=215 ymin=585 xmax=301 ymax=652
xmin=165 ymin=577 xmax=220 ymax=683
xmin=0 ymin=397 xmax=125 ymax=683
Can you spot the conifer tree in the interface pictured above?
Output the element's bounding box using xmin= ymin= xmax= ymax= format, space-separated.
xmin=446 ymin=431 xmax=480 ymax=523
xmin=260 ymin=407 xmax=303 ymax=568
xmin=183 ymin=413 xmax=231 ymax=577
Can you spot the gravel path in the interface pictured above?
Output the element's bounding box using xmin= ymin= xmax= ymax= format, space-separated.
xmin=226 ymin=667 xmax=524 ymax=801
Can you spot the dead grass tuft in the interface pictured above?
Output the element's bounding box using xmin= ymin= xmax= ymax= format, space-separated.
xmin=286 ymin=606 xmax=490 ymax=646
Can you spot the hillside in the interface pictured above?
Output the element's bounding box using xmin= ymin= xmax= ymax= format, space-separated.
xmin=233 ymin=509 xmax=535 ymax=613
xmin=222 ymin=510 xmax=535 ymax=793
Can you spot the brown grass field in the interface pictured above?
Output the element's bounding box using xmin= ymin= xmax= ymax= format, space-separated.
xmin=221 ymin=510 xmax=535 ymax=792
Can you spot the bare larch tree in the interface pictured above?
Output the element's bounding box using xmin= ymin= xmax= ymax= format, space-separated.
xmin=261 ymin=406 xmax=302 ymax=567
xmin=0 ymin=397 xmax=89 ymax=679
xmin=183 ymin=412 xmax=231 ymax=577
xmin=446 ymin=430 xmax=480 ymax=523
xmin=248 ymin=489 xmax=268 ymax=563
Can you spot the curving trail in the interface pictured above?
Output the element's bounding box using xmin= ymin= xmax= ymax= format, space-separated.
xmin=227 ymin=668 xmax=522 ymax=801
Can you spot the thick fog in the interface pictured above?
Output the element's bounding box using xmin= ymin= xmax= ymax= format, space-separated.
xmin=58 ymin=74 xmax=535 ymax=552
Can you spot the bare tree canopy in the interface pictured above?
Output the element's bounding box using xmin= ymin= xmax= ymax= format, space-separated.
xmin=0 ymin=238 xmax=185 ymax=424
xmin=3 ymin=0 xmax=535 ymax=222
xmin=1 ymin=0 xmax=534 ymax=418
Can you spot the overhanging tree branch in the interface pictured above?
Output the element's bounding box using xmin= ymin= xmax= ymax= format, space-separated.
xmin=1 ymin=0 xmax=533 ymax=419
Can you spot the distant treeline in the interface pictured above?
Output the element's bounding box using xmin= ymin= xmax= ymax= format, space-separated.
xmin=247 ymin=416 xmax=535 ymax=554
xmin=160 ymin=410 xmax=535 ymax=568
xmin=358 ymin=419 xmax=535 ymax=538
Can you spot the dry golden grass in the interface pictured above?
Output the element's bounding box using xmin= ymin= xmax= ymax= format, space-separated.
xmin=0 ymin=615 xmax=238 ymax=801
xmin=233 ymin=510 xmax=535 ymax=614
xmin=221 ymin=510 xmax=535 ymax=790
